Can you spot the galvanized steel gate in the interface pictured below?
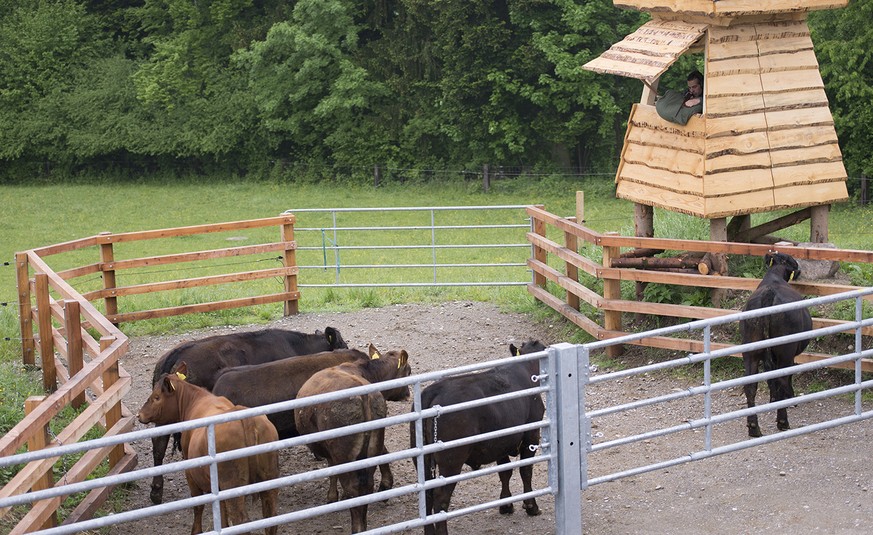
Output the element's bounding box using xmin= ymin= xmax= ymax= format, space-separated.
xmin=1 ymin=289 xmax=870 ymax=534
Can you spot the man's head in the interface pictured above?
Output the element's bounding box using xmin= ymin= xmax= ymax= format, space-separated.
xmin=686 ymin=70 xmax=704 ymax=97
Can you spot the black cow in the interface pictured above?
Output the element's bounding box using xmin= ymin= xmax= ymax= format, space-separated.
xmin=147 ymin=326 xmax=347 ymax=504
xmin=740 ymin=252 xmax=812 ymax=437
xmin=413 ymin=340 xmax=546 ymax=535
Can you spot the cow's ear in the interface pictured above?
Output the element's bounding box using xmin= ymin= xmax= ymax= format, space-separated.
xmin=397 ymin=350 xmax=408 ymax=369
xmin=175 ymin=361 xmax=188 ymax=376
xmin=162 ymin=375 xmax=176 ymax=393
xmin=325 ymin=327 xmax=335 ymax=345
xmin=368 ymin=343 xmax=381 ymax=359
xmin=510 ymin=344 xmax=519 ymax=356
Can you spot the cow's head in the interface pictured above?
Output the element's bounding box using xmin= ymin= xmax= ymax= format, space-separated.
xmin=510 ymin=340 xmax=546 ymax=356
xmin=764 ymin=252 xmax=801 ymax=282
xmin=138 ymin=373 xmax=184 ymax=426
xmin=324 ymin=326 xmax=348 ymax=350
xmin=368 ymin=344 xmax=412 ymax=401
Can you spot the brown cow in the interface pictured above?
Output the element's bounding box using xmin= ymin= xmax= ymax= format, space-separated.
xmin=294 ymin=344 xmax=412 ymax=533
xmin=211 ymin=348 xmax=373 ymax=439
xmin=138 ymin=373 xmax=279 ymax=535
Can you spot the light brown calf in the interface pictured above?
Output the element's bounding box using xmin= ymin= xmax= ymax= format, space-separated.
xmin=138 ymin=372 xmax=279 ymax=535
xmin=294 ymin=344 xmax=412 ymax=533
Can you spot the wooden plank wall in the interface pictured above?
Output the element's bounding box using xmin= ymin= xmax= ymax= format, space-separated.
xmin=704 ymin=19 xmax=847 ymax=217
xmin=615 ymin=17 xmax=848 ymax=219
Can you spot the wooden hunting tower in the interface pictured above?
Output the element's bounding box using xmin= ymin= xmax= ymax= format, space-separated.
xmin=584 ymin=0 xmax=849 ymax=242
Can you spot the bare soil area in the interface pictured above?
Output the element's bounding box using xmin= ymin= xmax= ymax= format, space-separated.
xmin=113 ymin=301 xmax=873 ymax=534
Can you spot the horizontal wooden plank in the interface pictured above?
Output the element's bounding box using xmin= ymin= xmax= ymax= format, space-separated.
xmin=762 ymin=88 xmax=828 ymax=109
xmin=703 ymin=169 xmax=775 ymax=196
xmin=705 ymin=95 xmax=768 ymax=117
xmin=706 ymin=55 xmax=763 ymax=77
xmin=758 ymin=48 xmax=819 ymax=72
xmin=708 ymin=23 xmax=758 ymax=45
xmin=707 ymin=72 xmax=764 ymax=97
xmin=706 ymin=113 xmax=769 ymax=138
xmin=626 ymin=122 xmax=706 ymax=153
xmin=765 ymin=105 xmax=834 ymax=128
xmin=107 ymin=292 xmax=300 ymax=323
xmin=772 ymin=182 xmax=849 ymax=207
xmin=109 ymin=241 xmax=293 ymax=271
xmin=82 ymin=266 xmax=299 ymax=300
xmin=769 ymin=143 xmax=842 ymax=166
xmin=527 ymin=258 xmax=604 ymax=308
xmin=526 ymin=284 xmax=602 ymax=339
xmin=707 ymin=38 xmax=760 ymax=60
xmin=619 ymin=162 xmax=704 ymax=192
xmin=771 ymin=161 xmax=847 ymax=187
xmin=526 ymin=205 xmax=603 ymax=245
xmin=630 ymin=104 xmax=706 ymax=135
xmin=583 ymin=57 xmax=665 ymax=80
xmin=703 ymin=189 xmax=778 ymax=217
xmin=767 ymin=125 xmax=841 ymax=151
xmin=526 ymin=232 xmax=601 ymax=278
xmin=705 ymin=151 xmax=774 ymax=174
xmin=616 ymin=181 xmax=705 ymax=216
xmin=760 ymin=68 xmax=825 ymax=92
xmin=757 ymin=34 xmax=814 ymax=55
xmin=623 ymin=142 xmax=705 ymax=176
xmin=615 ymin=0 xmax=847 ymax=15
xmin=705 ymin=131 xmax=770 ymax=157
xmin=96 ymin=215 xmax=295 ymax=244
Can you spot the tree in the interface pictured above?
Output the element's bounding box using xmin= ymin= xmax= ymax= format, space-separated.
xmin=810 ymin=1 xmax=873 ymax=186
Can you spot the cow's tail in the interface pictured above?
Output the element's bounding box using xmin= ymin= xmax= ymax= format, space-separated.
xmin=356 ymin=394 xmax=374 ymax=460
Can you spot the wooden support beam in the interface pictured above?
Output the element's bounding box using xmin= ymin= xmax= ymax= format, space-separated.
xmin=731 ymin=207 xmax=812 ymax=243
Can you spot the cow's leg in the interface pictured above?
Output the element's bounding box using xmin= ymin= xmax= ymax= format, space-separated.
xmin=327 ymin=474 xmax=339 ymax=503
xmin=519 ymin=434 xmax=541 ymax=516
xmin=428 ymin=456 xmax=462 ymax=535
xmin=376 ymin=441 xmax=393 ymax=493
xmin=773 ymin=368 xmax=795 ymax=431
xmin=223 ymin=496 xmax=250 ymax=530
xmin=496 ymin=456 xmax=515 ymax=514
xmin=338 ymin=469 xmax=371 ymax=533
xmin=150 ymin=433 xmax=170 ymax=504
xmin=261 ymin=488 xmax=278 ymax=535
xmin=185 ymin=473 xmax=204 ymax=535
xmin=743 ymin=355 xmax=762 ymax=437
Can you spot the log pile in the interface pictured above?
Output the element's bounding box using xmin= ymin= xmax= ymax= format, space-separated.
xmin=614 ymin=250 xmax=727 ymax=276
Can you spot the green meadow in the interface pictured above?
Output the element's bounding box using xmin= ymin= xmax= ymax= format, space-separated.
xmin=1 ymin=175 xmax=871 ymax=437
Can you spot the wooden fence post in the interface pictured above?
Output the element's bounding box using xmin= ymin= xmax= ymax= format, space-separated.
xmin=374 ymin=165 xmax=381 ymax=187
xmin=532 ymin=212 xmax=547 ymax=289
xmin=99 ymin=233 xmax=119 ymax=325
xmin=64 ymin=300 xmax=85 ymax=409
xmin=564 ymin=193 xmax=584 ymax=310
xmin=34 ymin=274 xmax=56 ymax=392
xmin=101 ymin=336 xmax=124 ymax=467
xmin=281 ymin=218 xmax=299 ymax=316
xmin=483 ymin=164 xmax=490 ymax=193
xmin=24 ymin=396 xmax=57 ymax=530
xmin=861 ymin=173 xmax=868 ymax=206
xmin=602 ymin=232 xmax=623 ymax=357
xmin=16 ymin=252 xmax=35 ymax=366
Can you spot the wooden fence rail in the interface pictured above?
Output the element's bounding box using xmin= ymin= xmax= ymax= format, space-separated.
xmin=4 ymin=215 xmax=299 ymax=532
xmin=526 ymin=202 xmax=873 ymax=372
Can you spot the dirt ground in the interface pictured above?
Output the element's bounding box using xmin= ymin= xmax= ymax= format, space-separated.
xmin=113 ymin=301 xmax=873 ymax=534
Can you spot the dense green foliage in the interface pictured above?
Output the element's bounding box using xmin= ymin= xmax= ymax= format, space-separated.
xmin=0 ymin=0 xmax=645 ymax=178
xmin=1 ymin=1 xmax=870 ymax=185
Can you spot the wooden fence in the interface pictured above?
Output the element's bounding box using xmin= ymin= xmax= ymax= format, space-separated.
xmin=526 ymin=201 xmax=873 ymax=371
xmin=3 ymin=215 xmax=298 ymax=532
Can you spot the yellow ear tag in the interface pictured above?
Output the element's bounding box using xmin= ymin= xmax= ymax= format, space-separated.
xmin=515 ymin=348 xmax=521 ymax=356
xmin=176 ymin=372 xmax=187 ymax=381
xmin=789 ymin=271 xmax=795 ymax=282
xmin=371 ymin=351 xmax=380 ymax=360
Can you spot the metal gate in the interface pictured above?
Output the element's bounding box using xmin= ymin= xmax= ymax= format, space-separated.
xmin=1 ymin=288 xmax=870 ymax=534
